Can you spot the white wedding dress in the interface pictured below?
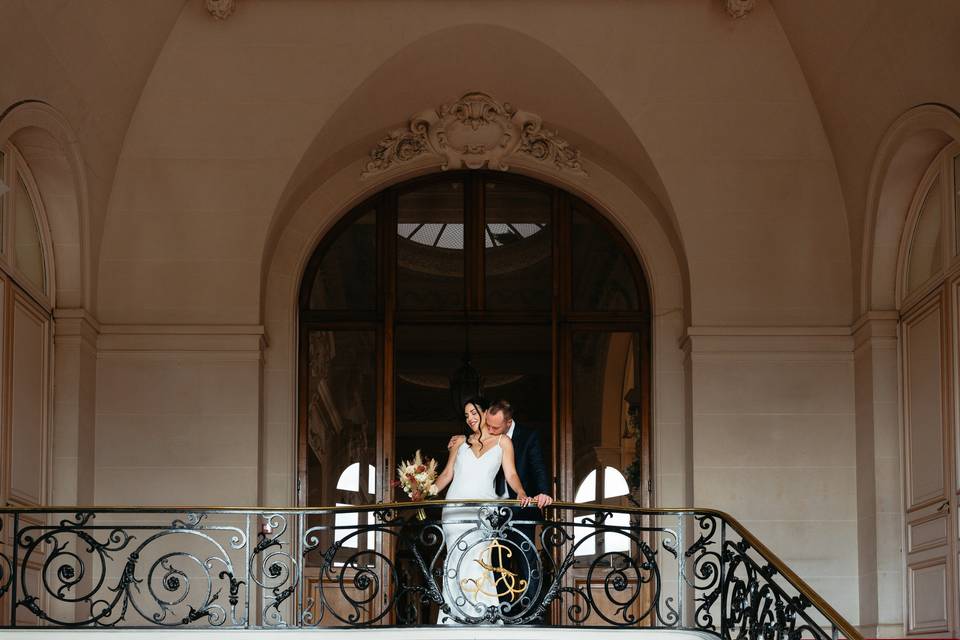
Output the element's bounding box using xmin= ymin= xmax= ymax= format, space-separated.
xmin=438 ymin=437 xmax=504 ymax=624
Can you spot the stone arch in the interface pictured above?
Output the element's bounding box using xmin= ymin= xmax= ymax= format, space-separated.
xmin=260 ymin=23 xmax=689 ymax=322
xmin=259 ymin=25 xmax=690 ymax=506
xmin=861 ymin=103 xmax=960 ymax=314
xmin=0 ymin=100 xmax=90 ymax=311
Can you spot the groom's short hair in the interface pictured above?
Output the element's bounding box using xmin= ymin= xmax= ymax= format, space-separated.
xmin=488 ymin=399 xmax=513 ymax=421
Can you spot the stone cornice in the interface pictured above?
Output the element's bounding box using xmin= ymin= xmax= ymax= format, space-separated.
xmin=681 ymin=325 xmax=854 ymax=360
xmin=852 ymin=311 xmax=899 ymax=351
xmin=54 ymin=308 xmax=100 ymax=349
xmin=97 ymin=324 xmax=266 ymax=359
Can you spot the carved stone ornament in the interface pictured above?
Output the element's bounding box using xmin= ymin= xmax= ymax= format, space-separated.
xmin=726 ymin=0 xmax=755 ymax=18
xmin=362 ymin=92 xmax=587 ymax=178
xmin=205 ymin=0 xmax=236 ymax=20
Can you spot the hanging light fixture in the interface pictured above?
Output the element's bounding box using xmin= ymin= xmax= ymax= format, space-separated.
xmin=449 ymin=323 xmax=483 ymax=418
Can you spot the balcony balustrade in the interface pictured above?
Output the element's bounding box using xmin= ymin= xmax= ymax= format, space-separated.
xmin=0 ymin=502 xmax=860 ymax=639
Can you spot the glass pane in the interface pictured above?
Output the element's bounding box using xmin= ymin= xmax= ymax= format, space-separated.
xmin=395 ymin=324 xmax=552 ymax=491
xmin=954 ymin=154 xmax=960 ymax=255
xmin=396 ymin=324 xmax=466 ymax=477
xmin=572 ymin=331 xmax=639 ymax=492
xmin=574 ymin=471 xmax=596 ymax=503
xmin=0 ymin=150 xmax=6 ymax=250
xmin=305 ymin=330 xmax=377 ymax=565
xmin=605 ymin=511 xmax=631 ymax=552
xmin=14 ymin=175 xmax=45 ymax=292
xmin=308 ymin=209 xmax=376 ymax=310
xmin=397 ymin=180 xmax=464 ymax=310
xmin=571 ymin=331 xmax=640 ymax=563
xmin=484 ymin=180 xmax=552 ymax=310
xmin=907 ymin=177 xmax=942 ymax=294
xmin=603 ymin=466 xmax=629 ymax=498
xmin=574 ymin=514 xmax=596 ymax=557
xmin=571 ymin=209 xmax=640 ymax=311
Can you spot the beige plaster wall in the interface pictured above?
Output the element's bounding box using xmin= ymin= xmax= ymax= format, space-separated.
xmin=688 ymin=329 xmax=860 ymax=622
xmin=81 ymin=0 xmax=865 ymax=622
xmin=98 ymin=0 xmax=851 ymax=327
xmin=2 ymin=0 xmax=926 ymax=629
xmin=0 ymin=0 xmax=184 ymax=309
xmin=93 ymin=327 xmax=263 ymax=506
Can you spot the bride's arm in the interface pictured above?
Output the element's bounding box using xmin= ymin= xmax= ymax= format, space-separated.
xmin=434 ymin=443 xmax=460 ymax=493
xmin=499 ymin=438 xmax=531 ymax=507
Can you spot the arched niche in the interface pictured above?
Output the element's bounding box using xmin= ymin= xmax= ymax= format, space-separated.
xmin=259 ymin=25 xmax=690 ymax=509
xmin=0 ymin=100 xmax=94 ymax=508
xmin=0 ymin=100 xmax=90 ymax=311
xmin=862 ymin=104 xmax=960 ymax=313
xmin=858 ymin=103 xmax=960 ymax=636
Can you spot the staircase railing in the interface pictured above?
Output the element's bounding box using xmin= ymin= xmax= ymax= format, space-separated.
xmin=0 ymin=502 xmax=861 ymax=638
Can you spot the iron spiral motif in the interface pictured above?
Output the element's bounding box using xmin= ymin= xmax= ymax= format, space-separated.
xmin=8 ymin=511 xmax=247 ymax=628
xmin=683 ymin=514 xmax=724 ymax=632
xmin=0 ymin=504 xmax=852 ymax=638
xmin=721 ymin=538 xmax=831 ymax=640
xmin=250 ymin=513 xmax=295 ymax=626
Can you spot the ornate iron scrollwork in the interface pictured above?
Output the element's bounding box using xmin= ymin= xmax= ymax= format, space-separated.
xmin=0 ymin=503 xmax=857 ymax=639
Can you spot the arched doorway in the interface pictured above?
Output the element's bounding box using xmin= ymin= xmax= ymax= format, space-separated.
xmin=896 ymin=140 xmax=960 ymax=635
xmin=297 ymin=172 xmax=652 ymax=523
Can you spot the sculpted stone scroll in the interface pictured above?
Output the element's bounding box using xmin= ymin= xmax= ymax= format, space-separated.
xmin=362 ymin=92 xmax=586 ymax=178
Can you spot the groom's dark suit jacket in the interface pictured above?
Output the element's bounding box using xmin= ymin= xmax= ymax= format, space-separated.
xmin=495 ymin=422 xmax=550 ymax=499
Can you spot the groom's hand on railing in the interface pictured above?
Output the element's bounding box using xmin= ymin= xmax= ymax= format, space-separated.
xmin=532 ymin=494 xmax=553 ymax=509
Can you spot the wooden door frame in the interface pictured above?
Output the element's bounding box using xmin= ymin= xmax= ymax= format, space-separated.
xmin=296 ymin=172 xmax=654 ymax=626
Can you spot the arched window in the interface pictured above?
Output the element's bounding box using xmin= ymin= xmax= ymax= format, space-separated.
xmin=0 ymin=142 xmax=54 ymax=510
xmin=898 ymin=141 xmax=960 ymax=632
xmin=333 ymin=463 xmax=377 ymax=552
xmin=573 ymin=466 xmax=631 ymax=558
xmin=298 ymin=172 xmax=652 ymax=581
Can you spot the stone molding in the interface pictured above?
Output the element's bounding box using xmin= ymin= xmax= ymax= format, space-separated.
xmin=54 ymin=308 xmax=100 ymax=349
xmin=97 ymin=324 xmax=265 ymax=359
xmin=362 ymin=92 xmax=586 ymax=178
xmin=852 ymin=311 xmax=899 ymax=352
xmin=682 ymin=325 xmax=854 ymax=360
xmin=205 ymin=0 xmax=236 ymax=20
xmin=726 ymin=0 xmax=755 ymax=18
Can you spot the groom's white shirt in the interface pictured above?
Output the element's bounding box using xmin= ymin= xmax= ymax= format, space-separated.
xmin=497 ymin=420 xmax=516 ymax=499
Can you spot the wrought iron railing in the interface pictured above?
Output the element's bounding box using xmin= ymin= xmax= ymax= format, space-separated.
xmin=0 ymin=502 xmax=861 ymax=638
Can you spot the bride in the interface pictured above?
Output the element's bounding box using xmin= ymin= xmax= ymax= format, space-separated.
xmin=432 ymin=396 xmax=532 ymax=624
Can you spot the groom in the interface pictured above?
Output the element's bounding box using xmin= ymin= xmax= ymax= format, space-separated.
xmin=483 ymin=399 xmax=553 ymax=511
xmin=447 ymin=398 xmax=554 ymax=510
xmin=448 ymin=399 xmax=553 ymax=619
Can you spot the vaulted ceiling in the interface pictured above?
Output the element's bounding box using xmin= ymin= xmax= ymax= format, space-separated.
xmin=770 ymin=0 xmax=960 ymax=310
xmin=1 ymin=0 xmax=957 ymax=320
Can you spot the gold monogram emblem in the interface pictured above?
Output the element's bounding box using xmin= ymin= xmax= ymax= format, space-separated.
xmin=460 ymin=540 xmax=527 ymax=602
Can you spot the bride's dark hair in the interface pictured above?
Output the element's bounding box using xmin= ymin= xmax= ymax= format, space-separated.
xmin=462 ymin=396 xmax=489 ymax=436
